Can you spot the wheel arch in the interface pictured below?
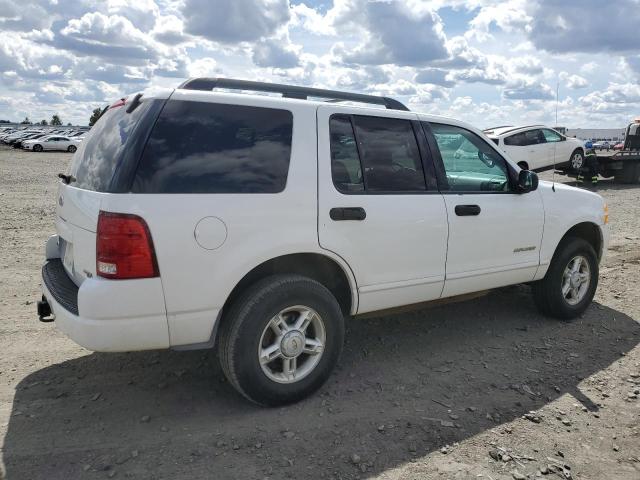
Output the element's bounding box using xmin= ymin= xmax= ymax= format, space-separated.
xmin=221 ymin=252 xmax=357 ymax=321
xmin=557 ymin=221 xmax=603 ymax=261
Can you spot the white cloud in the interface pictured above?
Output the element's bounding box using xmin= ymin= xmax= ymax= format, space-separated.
xmin=182 ymin=0 xmax=290 ymax=43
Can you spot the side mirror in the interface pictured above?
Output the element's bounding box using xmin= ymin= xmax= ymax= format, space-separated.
xmin=517 ymin=170 xmax=538 ymax=193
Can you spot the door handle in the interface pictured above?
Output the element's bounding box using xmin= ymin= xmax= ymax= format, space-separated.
xmin=330 ymin=207 xmax=366 ymax=221
xmin=455 ymin=204 xmax=481 ymax=216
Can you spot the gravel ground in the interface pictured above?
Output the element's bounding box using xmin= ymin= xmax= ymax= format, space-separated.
xmin=0 ymin=146 xmax=639 ymax=480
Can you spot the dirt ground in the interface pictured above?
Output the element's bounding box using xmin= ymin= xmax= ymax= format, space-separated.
xmin=0 ymin=146 xmax=638 ymax=480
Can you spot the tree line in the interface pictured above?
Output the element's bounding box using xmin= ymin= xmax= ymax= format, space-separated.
xmin=19 ymin=115 xmax=65 ymax=126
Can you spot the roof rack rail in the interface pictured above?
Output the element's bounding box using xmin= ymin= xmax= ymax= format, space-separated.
xmin=483 ymin=125 xmax=513 ymax=132
xmin=178 ymin=77 xmax=410 ymax=111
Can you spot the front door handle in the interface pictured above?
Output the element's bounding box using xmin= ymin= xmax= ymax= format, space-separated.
xmin=330 ymin=207 xmax=366 ymax=221
xmin=455 ymin=204 xmax=481 ymax=216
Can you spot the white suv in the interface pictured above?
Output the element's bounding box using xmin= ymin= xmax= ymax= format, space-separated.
xmin=38 ymin=79 xmax=609 ymax=406
xmin=483 ymin=125 xmax=586 ymax=172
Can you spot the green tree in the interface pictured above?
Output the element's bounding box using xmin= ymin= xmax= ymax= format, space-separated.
xmin=21 ymin=116 xmax=32 ymax=124
xmin=40 ymin=119 xmax=48 ymax=126
xmin=89 ymin=107 xmax=103 ymax=126
xmin=51 ymin=114 xmax=62 ymax=126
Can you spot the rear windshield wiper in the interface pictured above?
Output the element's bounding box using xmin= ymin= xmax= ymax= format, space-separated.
xmin=58 ymin=173 xmax=76 ymax=184
xmin=126 ymin=93 xmax=143 ymax=114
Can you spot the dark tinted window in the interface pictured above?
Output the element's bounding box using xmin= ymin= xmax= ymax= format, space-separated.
xmin=352 ymin=116 xmax=426 ymax=192
xmin=330 ymin=116 xmax=363 ymax=193
xmin=70 ymin=100 xmax=155 ymax=192
xmin=133 ymin=101 xmax=293 ymax=194
xmin=504 ymin=129 xmax=545 ymax=146
xmin=491 ymin=138 xmax=499 ymax=146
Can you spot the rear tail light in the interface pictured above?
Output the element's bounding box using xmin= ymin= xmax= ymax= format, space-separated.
xmin=96 ymin=211 xmax=159 ymax=279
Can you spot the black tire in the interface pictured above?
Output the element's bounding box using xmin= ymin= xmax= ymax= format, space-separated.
xmin=569 ymin=149 xmax=584 ymax=171
xmin=33 ymin=144 xmax=43 ymax=152
xmin=219 ymin=274 xmax=345 ymax=406
xmin=67 ymin=145 xmax=77 ymax=153
xmin=615 ymin=163 xmax=640 ymax=184
xmin=517 ymin=161 xmax=529 ymax=170
xmin=532 ymin=237 xmax=598 ymax=320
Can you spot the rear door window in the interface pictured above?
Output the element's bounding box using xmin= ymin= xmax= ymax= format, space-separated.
xmin=132 ymin=101 xmax=293 ymax=194
xmin=329 ymin=114 xmax=427 ymax=193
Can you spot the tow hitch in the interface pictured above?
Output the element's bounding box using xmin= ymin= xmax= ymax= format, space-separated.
xmin=38 ymin=296 xmax=55 ymax=322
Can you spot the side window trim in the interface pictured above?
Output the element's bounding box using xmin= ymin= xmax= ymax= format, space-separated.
xmin=423 ymin=121 xmax=518 ymax=194
xmin=347 ymin=114 xmax=368 ymax=191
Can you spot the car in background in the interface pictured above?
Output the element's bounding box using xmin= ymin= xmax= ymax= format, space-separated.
xmin=23 ymin=135 xmax=82 ymax=152
xmin=14 ymin=133 xmax=46 ymax=148
xmin=592 ymin=141 xmax=611 ymax=151
xmin=483 ymin=125 xmax=586 ymax=171
xmin=2 ymin=129 xmax=43 ymax=144
xmin=613 ymin=142 xmax=624 ymax=150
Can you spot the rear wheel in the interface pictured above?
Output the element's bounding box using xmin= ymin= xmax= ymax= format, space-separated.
xmin=67 ymin=145 xmax=77 ymax=153
xmin=219 ymin=274 xmax=345 ymax=406
xmin=33 ymin=144 xmax=43 ymax=152
xmin=532 ymin=237 xmax=598 ymax=320
xmin=570 ymin=149 xmax=585 ymax=171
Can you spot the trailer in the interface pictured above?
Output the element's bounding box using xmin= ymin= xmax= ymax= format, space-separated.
xmin=596 ymin=119 xmax=640 ymax=184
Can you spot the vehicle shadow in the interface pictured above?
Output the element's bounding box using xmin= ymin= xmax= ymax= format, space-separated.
xmin=3 ymin=285 xmax=639 ymax=479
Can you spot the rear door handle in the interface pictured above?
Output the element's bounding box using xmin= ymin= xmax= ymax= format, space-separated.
xmin=455 ymin=204 xmax=481 ymax=216
xmin=330 ymin=207 xmax=366 ymax=221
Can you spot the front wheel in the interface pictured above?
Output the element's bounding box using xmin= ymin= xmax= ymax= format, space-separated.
xmin=570 ymin=149 xmax=585 ymax=171
xmin=532 ymin=237 xmax=598 ymax=320
xmin=33 ymin=144 xmax=43 ymax=152
xmin=219 ymin=275 xmax=345 ymax=406
xmin=67 ymin=145 xmax=77 ymax=153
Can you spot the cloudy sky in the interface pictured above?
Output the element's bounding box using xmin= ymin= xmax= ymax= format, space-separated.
xmin=1 ymin=0 xmax=638 ymax=127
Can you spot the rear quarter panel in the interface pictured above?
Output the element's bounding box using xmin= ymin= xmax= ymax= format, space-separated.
xmin=100 ymin=94 xmax=343 ymax=347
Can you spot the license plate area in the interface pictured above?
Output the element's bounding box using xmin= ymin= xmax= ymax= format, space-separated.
xmin=60 ymin=238 xmax=74 ymax=274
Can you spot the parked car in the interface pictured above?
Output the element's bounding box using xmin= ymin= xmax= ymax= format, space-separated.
xmin=483 ymin=125 xmax=586 ymax=171
xmin=23 ymin=135 xmax=81 ymax=152
xmin=592 ymin=141 xmax=611 ymax=151
xmin=613 ymin=142 xmax=624 ymax=150
xmin=38 ymin=79 xmax=609 ymax=406
xmin=2 ymin=129 xmax=42 ymax=144
xmin=13 ymin=132 xmax=46 ymax=148
xmin=584 ymin=140 xmax=593 ymax=149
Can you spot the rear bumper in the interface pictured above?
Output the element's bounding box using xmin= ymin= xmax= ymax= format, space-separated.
xmin=41 ymin=259 xmax=170 ymax=352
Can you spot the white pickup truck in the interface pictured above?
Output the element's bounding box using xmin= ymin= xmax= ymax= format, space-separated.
xmin=38 ymin=79 xmax=609 ymax=406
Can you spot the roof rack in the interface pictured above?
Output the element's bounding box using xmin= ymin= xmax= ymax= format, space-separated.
xmin=178 ymin=77 xmax=410 ymax=111
xmin=483 ymin=125 xmax=513 ymax=132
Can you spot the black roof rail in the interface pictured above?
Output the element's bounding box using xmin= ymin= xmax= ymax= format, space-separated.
xmin=177 ymin=77 xmax=410 ymax=111
xmin=483 ymin=125 xmax=513 ymax=132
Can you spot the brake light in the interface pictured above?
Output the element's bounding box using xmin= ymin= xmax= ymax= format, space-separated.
xmin=109 ymin=97 xmax=127 ymax=109
xmin=96 ymin=211 xmax=159 ymax=279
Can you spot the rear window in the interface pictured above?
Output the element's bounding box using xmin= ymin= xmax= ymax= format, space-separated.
xmin=70 ymin=100 xmax=156 ymax=192
xmin=132 ymin=101 xmax=293 ymax=194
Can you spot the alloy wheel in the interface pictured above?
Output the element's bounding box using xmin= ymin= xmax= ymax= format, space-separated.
xmin=258 ymin=305 xmax=326 ymax=384
xmin=561 ymin=255 xmax=590 ymax=305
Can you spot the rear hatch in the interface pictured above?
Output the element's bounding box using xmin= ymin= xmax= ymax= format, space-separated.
xmin=55 ymin=91 xmax=168 ymax=286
